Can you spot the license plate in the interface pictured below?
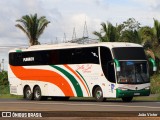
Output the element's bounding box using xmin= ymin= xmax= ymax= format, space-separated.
xmin=134 ymin=93 xmax=140 ymax=95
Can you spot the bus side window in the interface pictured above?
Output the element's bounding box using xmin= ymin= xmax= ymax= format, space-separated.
xmin=50 ymin=50 xmax=59 ymax=65
xmin=59 ymin=49 xmax=72 ymax=64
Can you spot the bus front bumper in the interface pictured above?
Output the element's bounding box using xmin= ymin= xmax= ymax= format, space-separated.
xmin=116 ymin=89 xmax=150 ymax=98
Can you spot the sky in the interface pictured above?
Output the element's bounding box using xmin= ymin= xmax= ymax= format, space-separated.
xmin=1 ymin=0 xmax=160 ymax=70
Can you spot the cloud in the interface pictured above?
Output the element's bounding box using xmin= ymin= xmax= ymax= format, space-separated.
xmin=132 ymin=0 xmax=160 ymax=12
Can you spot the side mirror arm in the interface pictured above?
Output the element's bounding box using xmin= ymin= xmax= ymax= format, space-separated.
xmin=114 ymin=59 xmax=120 ymax=72
xmin=149 ymin=58 xmax=157 ymax=71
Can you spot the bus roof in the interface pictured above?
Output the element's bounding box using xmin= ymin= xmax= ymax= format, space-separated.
xmin=9 ymin=42 xmax=143 ymax=52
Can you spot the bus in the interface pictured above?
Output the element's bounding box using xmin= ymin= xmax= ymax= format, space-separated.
xmin=8 ymin=42 xmax=156 ymax=102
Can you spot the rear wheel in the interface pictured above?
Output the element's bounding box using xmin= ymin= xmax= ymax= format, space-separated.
xmin=94 ymin=87 xmax=105 ymax=102
xmin=122 ymin=97 xmax=133 ymax=102
xmin=33 ymin=86 xmax=42 ymax=101
xmin=24 ymin=86 xmax=33 ymax=100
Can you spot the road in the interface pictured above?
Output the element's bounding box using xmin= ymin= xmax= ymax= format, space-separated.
xmin=0 ymin=98 xmax=160 ymax=111
xmin=0 ymin=98 xmax=160 ymax=119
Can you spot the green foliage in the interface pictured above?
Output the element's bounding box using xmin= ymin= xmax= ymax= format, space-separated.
xmin=118 ymin=30 xmax=141 ymax=43
xmin=16 ymin=13 xmax=50 ymax=46
xmin=150 ymin=74 xmax=160 ymax=94
xmin=139 ymin=26 xmax=154 ymax=44
xmin=0 ymin=71 xmax=8 ymax=85
xmin=93 ymin=18 xmax=141 ymax=43
xmin=93 ymin=22 xmax=118 ymax=42
xmin=121 ymin=18 xmax=140 ymax=31
xmin=0 ymin=85 xmax=9 ymax=94
xmin=153 ymin=18 xmax=160 ymax=44
xmin=0 ymin=71 xmax=9 ymax=94
xmin=117 ymin=18 xmax=141 ymax=43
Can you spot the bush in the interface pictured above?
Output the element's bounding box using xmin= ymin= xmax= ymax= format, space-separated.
xmin=150 ymin=74 xmax=160 ymax=94
xmin=0 ymin=71 xmax=9 ymax=95
xmin=0 ymin=85 xmax=9 ymax=95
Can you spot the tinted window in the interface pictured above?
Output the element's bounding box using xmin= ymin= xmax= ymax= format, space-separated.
xmin=72 ymin=47 xmax=99 ymax=64
xmin=9 ymin=47 xmax=99 ymax=66
xmin=112 ymin=47 xmax=146 ymax=60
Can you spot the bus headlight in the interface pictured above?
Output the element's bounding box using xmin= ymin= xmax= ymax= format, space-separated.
xmin=144 ymin=86 xmax=150 ymax=90
xmin=118 ymin=87 xmax=128 ymax=91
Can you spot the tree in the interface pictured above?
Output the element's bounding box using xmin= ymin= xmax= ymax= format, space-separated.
xmin=93 ymin=22 xmax=118 ymax=42
xmin=122 ymin=18 xmax=140 ymax=31
xmin=153 ymin=18 xmax=160 ymax=44
xmin=138 ymin=26 xmax=154 ymax=44
xmin=16 ymin=13 xmax=50 ymax=46
xmin=118 ymin=18 xmax=141 ymax=43
xmin=0 ymin=71 xmax=8 ymax=86
xmin=118 ymin=30 xmax=141 ymax=43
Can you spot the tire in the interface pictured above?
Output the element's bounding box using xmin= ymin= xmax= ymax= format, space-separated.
xmin=24 ymin=86 xmax=33 ymax=100
xmin=94 ymin=87 xmax=105 ymax=102
xmin=122 ymin=97 xmax=133 ymax=102
xmin=33 ymin=86 xmax=42 ymax=101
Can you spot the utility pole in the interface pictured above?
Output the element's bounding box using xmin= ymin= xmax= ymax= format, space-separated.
xmin=72 ymin=27 xmax=76 ymax=41
xmin=63 ymin=33 xmax=66 ymax=43
xmin=82 ymin=20 xmax=89 ymax=44
xmin=83 ymin=20 xmax=89 ymax=38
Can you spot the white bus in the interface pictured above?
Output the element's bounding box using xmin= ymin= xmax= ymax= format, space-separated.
xmin=8 ymin=42 xmax=156 ymax=102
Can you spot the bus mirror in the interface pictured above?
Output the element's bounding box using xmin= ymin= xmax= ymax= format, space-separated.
xmin=114 ymin=59 xmax=120 ymax=72
xmin=149 ymin=58 xmax=157 ymax=71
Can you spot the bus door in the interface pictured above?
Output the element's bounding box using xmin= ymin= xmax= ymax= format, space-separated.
xmin=107 ymin=61 xmax=116 ymax=97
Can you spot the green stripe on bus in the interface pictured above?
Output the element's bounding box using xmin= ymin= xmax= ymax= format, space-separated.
xmin=76 ymin=70 xmax=91 ymax=96
xmin=16 ymin=50 xmax=22 ymax=52
xmin=51 ymin=65 xmax=83 ymax=97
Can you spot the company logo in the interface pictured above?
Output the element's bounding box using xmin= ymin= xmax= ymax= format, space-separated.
xmin=23 ymin=57 xmax=34 ymax=62
xmin=1 ymin=112 xmax=42 ymax=118
xmin=2 ymin=112 xmax=11 ymax=117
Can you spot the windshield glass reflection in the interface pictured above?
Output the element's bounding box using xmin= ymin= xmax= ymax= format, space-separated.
xmin=117 ymin=61 xmax=149 ymax=84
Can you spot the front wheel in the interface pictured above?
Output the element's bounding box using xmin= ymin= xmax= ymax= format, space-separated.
xmin=122 ymin=97 xmax=133 ymax=102
xmin=94 ymin=87 xmax=105 ymax=102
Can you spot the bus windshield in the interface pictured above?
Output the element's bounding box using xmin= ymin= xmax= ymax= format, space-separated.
xmin=117 ymin=61 xmax=149 ymax=84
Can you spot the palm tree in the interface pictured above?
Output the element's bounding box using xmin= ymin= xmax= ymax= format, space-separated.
xmin=153 ymin=18 xmax=160 ymax=44
xmin=93 ymin=22 xmax=118 ymax=42
xmin=16 ymin=13 xmax=50 ymax=46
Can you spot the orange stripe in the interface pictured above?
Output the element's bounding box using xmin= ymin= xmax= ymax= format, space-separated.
xmin=10 ymin=65 xmax=74 ymax=96
xmin=64 ymin=65 xmax=90 ymax=96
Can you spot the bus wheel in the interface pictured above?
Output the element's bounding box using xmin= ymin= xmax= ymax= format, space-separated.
xmin=94 ymin=87 xmax=105 ymax=102
xmin=24 ymin=86 xmax=33 ymax=100
xmin=122 ymin=97 xmax=133 ymax=102
xmin=33 ymin=86 xmax=42 ymax=101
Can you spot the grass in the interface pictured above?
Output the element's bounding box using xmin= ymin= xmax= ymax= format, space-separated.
xmin=0 ymin=94 xmax=23 ymax=99
xmin=133 ymin=95 xmax=159 ymax=101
